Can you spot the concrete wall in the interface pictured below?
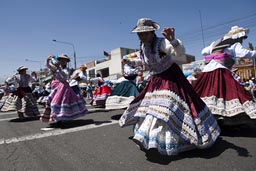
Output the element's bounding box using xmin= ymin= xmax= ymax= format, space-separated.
xmin=92 ymin=47 xmax=138 ymax=80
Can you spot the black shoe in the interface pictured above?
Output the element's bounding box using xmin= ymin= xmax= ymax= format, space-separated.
xmin=18 ymin=112 xmax=25 ymax=119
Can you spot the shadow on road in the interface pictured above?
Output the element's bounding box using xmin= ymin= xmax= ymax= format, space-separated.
xmin=89 ymin=109 xmax=108 ymax=113
xmin=47 ymin=119 xmax=112 ymax=129
xmin=9 ymin=116 xmax=40 ymax=122
xmin=142 ymin=136 xmax=250 ymax=164
xmin=111 ymin=114 xmax=122 ymax=120
xmin=219 ymin=124 xmax=256 ymax=137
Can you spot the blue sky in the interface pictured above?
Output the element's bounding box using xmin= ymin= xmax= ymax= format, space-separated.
xmin=0 ymin=0 xmax=255 ymax=82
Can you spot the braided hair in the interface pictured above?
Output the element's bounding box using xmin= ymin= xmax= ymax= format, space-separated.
xmin=139 ymin=32 xmax=158 ymax=60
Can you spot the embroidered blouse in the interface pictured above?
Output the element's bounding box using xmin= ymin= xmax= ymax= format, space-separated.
xmin=6 ymin=74 xmax=36 ymax=88
xmin=140 ymin=38 xmax=185 ymax=75
xmin=46 ymin=59 xmax=70 ymax=82
xmin=202 ymin=42 xmax=256 ymax=71
xmin=202 ymin=42 xmax=256 ymax=59
xmin=69 ymin=69 xmax=87 ymax=87
xmin=123 ymin=64 xmax=137 ymax=77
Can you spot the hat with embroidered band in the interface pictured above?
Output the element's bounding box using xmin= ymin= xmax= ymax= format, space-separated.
xmin=17 ymin=66 xmax=28 ymax=72
xmin=57 ymin=54 xmax=70 ymax=62
xmin=223 ymin=26 xmax=249 ymax=40
xmin=132 ymin=18 xmax=160 ymax=33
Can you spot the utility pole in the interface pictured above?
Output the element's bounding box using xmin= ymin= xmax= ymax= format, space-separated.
xmin=199 ymin=10 xmax=205 ymax=48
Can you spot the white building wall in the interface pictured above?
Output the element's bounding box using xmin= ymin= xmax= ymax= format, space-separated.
xmin=94 ymin=47 xmax=138 ymax=80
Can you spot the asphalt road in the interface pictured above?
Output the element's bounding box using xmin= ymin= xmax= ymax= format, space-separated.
xmin=0 ymin=104 xmax=255 ymax=171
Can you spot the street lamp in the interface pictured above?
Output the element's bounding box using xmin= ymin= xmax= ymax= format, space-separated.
xmin=25 ymin=59 xmax=42 ymax=71
xmin=52 ymin=39 xmax=77 ymax=69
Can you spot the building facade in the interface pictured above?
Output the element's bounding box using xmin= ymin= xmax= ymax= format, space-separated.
xmin=86 ymin=47 xmax=139 ymax=80
xmin=233 ymin=57 xmax=256 ymax=81
xmin=86 ymin=47 xmax=195 ymax=81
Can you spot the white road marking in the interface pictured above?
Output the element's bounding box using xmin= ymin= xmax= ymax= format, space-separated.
xmin=0 ymin=108 xmax=109 ymax=122
xmin=0 ymin=117 xmax=18 ymax=121
xmin=0 ymin=111 xmax=18 ymax=115
xmin=40 ymin=127 xmax=55 ymax=131
xmin=0 ymin=120 xmax=119 ymax=145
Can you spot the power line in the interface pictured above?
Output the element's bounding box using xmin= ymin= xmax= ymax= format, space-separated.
xmin=203 ymin=12 xmax=256 ymax=32
xmin=181 ymin=11 xmax=256 ymax=59
xmin=180 ymin=12 xmax=256 ymax=43
xmin=182 ymin=20 xmax=256 ymax=42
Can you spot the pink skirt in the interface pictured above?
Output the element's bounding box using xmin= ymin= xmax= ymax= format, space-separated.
xmin=41 ymin=80 xmax=88 ymax=122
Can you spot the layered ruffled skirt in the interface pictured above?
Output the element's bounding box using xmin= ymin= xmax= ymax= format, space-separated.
xmin=40 ymin=80 xmax=88 ymax=122
xmin=1 ymin=88 xmax=40 ymax=117
xmin=119 ymin=63 xmax=220 ymax=155
xmin=193 ymin=67 xmax=256 ymax=124
xmin=105 ymin=80 xmax=139 ymax=110
xmin=91 ymin=85 xmax=112 ymax=107
xmin=0 ymin=95 xmax=17 ymax=112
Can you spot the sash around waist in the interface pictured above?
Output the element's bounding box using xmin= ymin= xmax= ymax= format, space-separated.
xmin=205 ymin=53 xmax=232 ymax=61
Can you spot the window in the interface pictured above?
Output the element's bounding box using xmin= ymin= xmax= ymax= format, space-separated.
xmin=99 ymin=68 xmax=109 ymax=78
xmin=89 ymin=69 xmax=95 ymax=78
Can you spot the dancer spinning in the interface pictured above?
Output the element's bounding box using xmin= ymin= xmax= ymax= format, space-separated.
xmin=5 ymin=66 xmax=40 ymax=118
xmin=105 ymin=58 xmax=140 ymax=110
xmin=193 ymin=26 xmax=256 ymax=126
xmin=90 ymin=73 xmax=112 ymax=108
xmin=40 ymin=54 xmax=88 ymax=123
xmin=119 ymin=18 xmax=220 ymax=156
xmin=69 ymin=64 xmax=88 ymax=95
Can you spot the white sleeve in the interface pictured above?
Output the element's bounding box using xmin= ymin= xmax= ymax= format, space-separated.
xmin=227 ymin=42 xmax=256 ymax=58
xmin=201 ymin=42 xmax=215 ymax=55
xmin=29 ymin=75 xmax=36 ymax=82
xmin=71 ymin=70 xmax=78 ymax=78
xmin=78 ymin=72 xmax=87 ymax=81
xmin=162 ymin=39 xmax=185 ymax=57
xmin=5 ymin=75 xmax=17 ymax=84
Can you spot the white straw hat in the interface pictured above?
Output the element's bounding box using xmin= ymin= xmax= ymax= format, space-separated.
xmin=223 ymin=26 xmax=249 ymax=40
xmin=132 ymin=18 xmax=160 ymax=33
